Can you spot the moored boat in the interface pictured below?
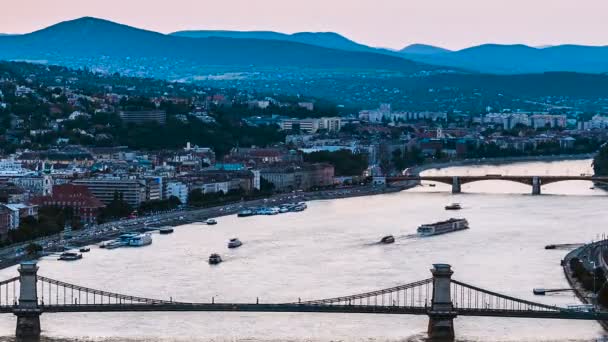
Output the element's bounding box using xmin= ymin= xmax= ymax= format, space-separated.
xmin=237 ymin=209 xmax=254 ymax=217
xmin=205 ymin=218 xmax=218 ymax=225
xmin=79 ymin=247 xmax=90 ymax=253
xmin=59 ymin=252 xmax=82 ymax=261
xmin=159 ymin=227 xmax=174 ymax=234
xmin=417 ymin=218 xmax=469 ymax=237
xmin=128 ymin=233 xmax=153 ymax=247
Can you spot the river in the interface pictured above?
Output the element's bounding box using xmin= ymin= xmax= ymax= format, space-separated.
xmin=0 ymin=159 xmax=606 ymax=342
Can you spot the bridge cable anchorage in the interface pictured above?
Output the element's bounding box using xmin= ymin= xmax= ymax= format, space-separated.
xmin=450 ymin=279 xmax=563 ymax=312
xmin=291 ymin=278 xmax=433 ymax=307
xmin=36 ymin=276 xmax=179 ymax=306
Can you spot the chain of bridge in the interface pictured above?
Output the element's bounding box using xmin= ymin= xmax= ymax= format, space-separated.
xmin=1 ymin=273 xmax=601 ymax=319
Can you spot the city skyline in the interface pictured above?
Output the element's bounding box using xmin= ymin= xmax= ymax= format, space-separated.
xmin=1 ymin=0 xmax=607 ymax=50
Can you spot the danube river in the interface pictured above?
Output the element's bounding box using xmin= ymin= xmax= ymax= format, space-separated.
xmin=1 ymin=159 xmax=607 ymax=342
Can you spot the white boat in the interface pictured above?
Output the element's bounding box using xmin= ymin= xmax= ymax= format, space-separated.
xmin=205 ymin=218 xmax=217 ymax=225
xmin=418 ymin=218 xmax=469 ymax=237
xmin=228 ymin=238 xmax=243 ymax=249
xmin=128 ymin=234 xmax=152 ymax=247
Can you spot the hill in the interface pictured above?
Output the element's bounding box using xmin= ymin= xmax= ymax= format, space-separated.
xmin=171 ymin=30 xmax=374 ymax=52
xmin=405 ymin=44 xmax=608 ymax=74
xmin=0 ymin=17 xmax=435 ymax=74
xmin=399 ymin=44 xmax=451 ymax=55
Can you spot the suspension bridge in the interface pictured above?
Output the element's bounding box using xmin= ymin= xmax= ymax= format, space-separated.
xmin=1 ymin=262 xmax=606 ymax=340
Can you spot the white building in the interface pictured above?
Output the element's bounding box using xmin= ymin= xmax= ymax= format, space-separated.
xmin=166 ymin=181 xmax=188 ymax=204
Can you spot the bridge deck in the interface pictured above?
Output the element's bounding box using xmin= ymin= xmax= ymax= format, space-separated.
xmin=2 ymin=304 xmax=607 ymax=320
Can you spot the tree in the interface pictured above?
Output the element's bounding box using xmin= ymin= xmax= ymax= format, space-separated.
xmin=25 ymin=243 xmax=43 ymax=257
xmin=594 ymin=144 xmax=608 ymax=176
xmin=98 ymin=191 xmax=133 ymax=222
xmin=303 ymin=150 xmax=369 ymax=176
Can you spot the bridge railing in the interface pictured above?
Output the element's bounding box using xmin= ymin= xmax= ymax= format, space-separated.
xmin=0 ymin=277 xmax=19 ymax=308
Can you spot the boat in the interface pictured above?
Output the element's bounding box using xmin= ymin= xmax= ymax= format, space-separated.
xmin=380 ymin=235 xmax=395 ymax=244
xmin=417 ymin=218 xmax=469 ymax=237
xmin=445 ymin=203 xmax=462 ymax=210
xmin=237 ymin=209 xmax=255 ymax=217
xmin=208 ymin=253 xmax=223 ymax=265
xmin=159 ymin=227 xmax=174 ymax=234
xmin=279 ymin=207 xmax=289 ymax=213
xmin=429 ymin=184 xmax=436 ymax=187
xmin=104 ymin=240 xmax=127 ymax=249
xmin=128 ymin=234 xmax=153 ymax=247
xmin=79 ymin=247 xmax=90 ymax=253
xmin=59 ymin=252 xmax=82 ymax=261
xmin=291 ymin=204 xmax=307 ymax=212
xmin=205 ymin=218 xmax=217 ymax=225
xmin=228 ymin=238 xmax=243 ymax=249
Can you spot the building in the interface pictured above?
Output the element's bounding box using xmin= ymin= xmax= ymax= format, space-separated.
xmin=280 ymin=118 xmax=321 ymax=133
xmin=30 ymin=184 xmax=104 ymax=224
xmin=166 ymin=181 xmax=188 ymax=204
xmin=3 ymin=203 xmax=39 ymax=229
xmin=119 ymin=110 xmax=167 ymax=125
xmin=0 ymin=206 xmax=12 ymax=239
xmin=72 ymin=178 xmax=147 ymax=208
xmin=260 ymin=163 xmax=334 ymax=191
xmin=145 ymin=177 xmax=162 ymax=201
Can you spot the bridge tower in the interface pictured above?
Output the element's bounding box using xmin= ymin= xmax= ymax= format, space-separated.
xmin=451 ymin=177 xmax=461 ymax=194
xmin=428 ymin=264 xmax=457 ymax=340
xmin=532 ymin=177 xmax=541 ymax=195
xmin=14 ymin=262 xmax=41 ymax=339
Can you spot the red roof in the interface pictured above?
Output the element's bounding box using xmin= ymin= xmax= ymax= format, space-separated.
xmin=30 ymin=184 xmax=105 ymax=208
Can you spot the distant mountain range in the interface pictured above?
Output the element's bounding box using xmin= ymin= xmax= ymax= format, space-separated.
xmin=0 ymin=17 xmax=433 ymax=74
xmin=171 ymin=30 xmax=376 ymax=53
xmin=1 ymin=17 xmax=607 ymax=75
xmin=400 ymin=44 xmax=608 ymax=74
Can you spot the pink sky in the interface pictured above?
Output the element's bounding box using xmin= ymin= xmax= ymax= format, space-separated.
xmin=2 ymin=0 xmax=607 ymax=50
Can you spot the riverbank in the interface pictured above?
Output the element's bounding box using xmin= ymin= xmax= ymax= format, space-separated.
xmin=562 ymin=241 xmax=608 ymax=330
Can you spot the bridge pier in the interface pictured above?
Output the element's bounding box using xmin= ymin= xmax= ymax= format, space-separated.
xmin=451 ymin=177 xmax=461 ymax=194
xmin=532 ymin=177 xmax=541 ymax=195
xmin=14 ymin=262 xmax=41 ymax=339
xmin=428 ymin=264 xmax=456 ymax=340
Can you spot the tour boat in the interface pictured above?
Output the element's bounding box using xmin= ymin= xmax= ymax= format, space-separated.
xmin=205 ymin=218 xmax=218 ymax=225
xmin=128 ymin=234 xmax=153 ymax=247
xmin=208 ymin=253 xmax=223 ymax=265
xmin=417 ymin=218 xmax=469 ymax=237
xmin=59 ymin=252 xmax=82 ymax=261
xmin=445 ymin=203 xmax=462 ymax=210
xmin=159 ymin=227 xmax=174 ymax=234
xmin=79 ymin=247 xmax=90 ymax=253
xmin=380 ymin=235 xmax=395 ymax=244
xmin=228 ymin=238 xmax=243 ymax=249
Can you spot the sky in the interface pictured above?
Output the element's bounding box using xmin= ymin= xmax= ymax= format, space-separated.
xmin=1 ymin=0 xmax=607 ymax=50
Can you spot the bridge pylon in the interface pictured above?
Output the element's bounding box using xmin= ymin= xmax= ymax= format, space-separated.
xmin=14 ymin=262 xmax=41 ymax=339
xmin=451 ymin=177 xmax=461 ymax=194
xmin=532 ymin=177 xmax=541 ymax=195
xmin=428 ymin=264 xmax=457 ymax=340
